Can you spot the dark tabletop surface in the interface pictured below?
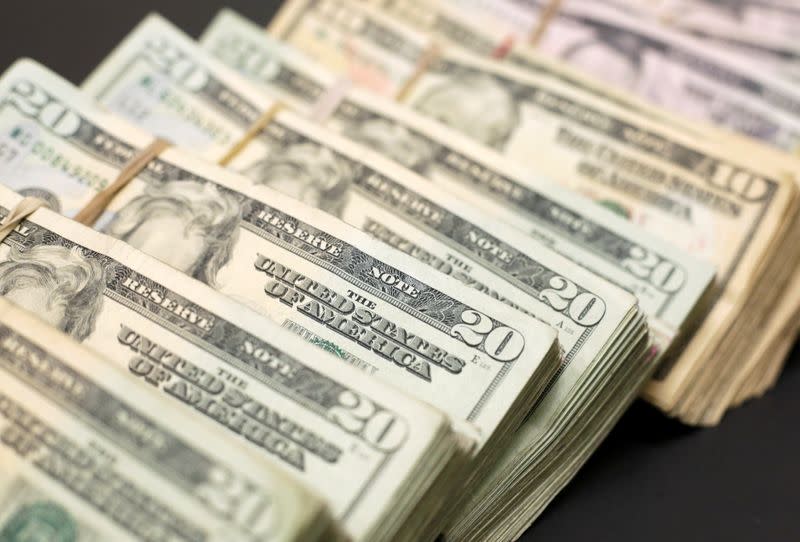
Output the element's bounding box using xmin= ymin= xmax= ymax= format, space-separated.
xmin=1 ymin=1 xmax=797 ymax=540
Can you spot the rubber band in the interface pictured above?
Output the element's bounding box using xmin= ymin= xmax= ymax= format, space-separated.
xmin=218 ymin=102 xmax=286 ymax=166
xmin=529 ymin=0 xmax=563 ymax=46
xmin=491 ymin=35 xmax=516 ymax=60
xmin=309 ymin=77 xmax=353 ymax=123
xmin=0 ymin=197 xmax=45 ymax=243
xmin=74 ymin=138 xmax=171 ymax=226
xmin=395 ymin=42 xmax=441 ymax=103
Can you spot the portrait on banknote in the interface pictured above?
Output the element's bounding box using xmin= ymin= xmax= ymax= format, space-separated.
xmin=412 ymin=71 xmax=520 ymax=149
xmin=104 ymin=179 xmax=241 ymax=287
xmin=241 ymin=141 xmax=353 ymax=217
xmin=0 ymin=244 xmax=105 ymax=341
xmin=342 ymin=117 xmax=437 ymax=173
xmin=562 ymin=30 xmax=644 ymax=90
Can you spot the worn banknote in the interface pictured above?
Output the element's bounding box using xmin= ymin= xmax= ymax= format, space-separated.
xmin=0 ymin=297 xmax=334 ymax=542
xmin=0 ymin=177 xmax=458 ymax=541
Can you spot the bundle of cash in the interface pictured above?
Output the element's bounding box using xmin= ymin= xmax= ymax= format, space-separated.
xmin=347 ymin=0 xmax=800 ymax=410
xmin=390 ymin=0 xmax=800 ymax=413
xmin=366 ymin=0 xmax=800 ymax=83
xmin=0 ymin=56 xmax=571 ymax=539
xmin=268 ymin=0 xmax=800 ymax=428
xmin=467 ymin=0 xmax=800 ymax=410
xmin=348 ymin=0 xmax=800 ymax=151
xmin=0 ymin=1 xmax=795 ymax=540
xmin=606 ymin=0 xmax=800 ymax=82
xmin=0 ymin=296 xmax=337 ymax=542
xmin=0 ymin=178 xmax=465 ymax=541
xmin=75 ymin=13 xmax=693 ymax=536
xmin=522 ymin=1 xmax=800 ymax=151
xmin=200 ymin=7 xmax=715 ymax=368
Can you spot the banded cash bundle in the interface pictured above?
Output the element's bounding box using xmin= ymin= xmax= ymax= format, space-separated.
xmin=349 ymin=0 xmax=800 ymax=411
xmin=200 ymin=8 xmax=713 ymax=362
xmin=269 ymin=0 xmax=800 ymax=427
xmin=0 ymin=296 xmax=335 ymax=542
xmin=0 ymin=181 xmax=462 ymax=542
xmin=515 ymin=0 xmax=800 ymax=151
xmin=0 ymin=58 xmax=564 ymax=538
xmin=583 ymin=0 xmax=800 ymax=83
xmin=378 ymin=0 xmax=800 ymax=416
xmin=80 ymin=13 xmax=673 ymax=538
xmin=333 ymin=0 xmax=800 ymax=152
xmin=365 ymin=0 xmax=800 ymax=116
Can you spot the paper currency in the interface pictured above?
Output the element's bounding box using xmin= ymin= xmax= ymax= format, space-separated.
xmin=271 ymin=0 xmax=431 ymax=96
xmin=646 ymin=0 xmax=800 ymax=43
xmin=372 ymin=0 xmax=800 ymax=413
xmin=71 ymin=18 xmax=565 ymax=452
xmin=269 ymin=0 xmax=800 ymax=426
xmin=598 ymin=0 xmax=800 ymax=82
xmin=202 ymin=8 xmax=715 ymax=357
xmin=352 ymin=0 xmax=800 ymax=409
xmin=0 ymin=58 xmax=567 ymax=539
xmin=531 ymin=1 xmax=800 ymax=151
xmin=81 ymin=13 xmax=664 ymax=538
xmin=352 ymin=0 xmax=710 ymax=137
xmin=374 ymin=0 xmax=800 ymax=151
xmin=0 ymin=296 xmax=336 ymax=542
xmin=520 ymin=0 xmax=800 ymax=420
xmin=84 ymin=11 xmax=649 ymax=434
xmin=0 ymin=178 xmax=461 ymax=542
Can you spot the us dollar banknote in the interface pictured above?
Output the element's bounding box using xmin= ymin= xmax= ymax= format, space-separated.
xmin=597 ymin=0 xmax=800 ymax=82
xmin=528 ymin=0 xmax=800 ymax=151
xmin=0 ymin=59 xmax=561 ymax=465
xmin=0 ymin=180 xmax=461 ymax=542
xmin=202 ymin=8 xmax=714 ymax=358
xmin=81 ymin=15 xmax=660 ymax=536
xmin=267 ymin=0 xmax=800 ymax=424
xmin=371 ymin=0 xmax=800 ymax=151
xmin=334 ymin=0 xmax=714 ymax=137
xmin=0 ymin=296 xmax=336 ymax=542
xmin=641 ymin=0 xmax=800 ymax=44
xmin=349 ymin=0 xmax=800 ymax=412
xmin=332 ymin=0 xmax=800 ymax=409
xmin=82 ymin=12 xmax=650 ymax=441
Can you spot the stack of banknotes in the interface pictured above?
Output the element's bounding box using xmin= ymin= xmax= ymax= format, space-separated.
xmin=0 ymin=296 xmax=341 ymax=542
xmin=0 ymin=0 xmax=795 ymax=540
xmin=268 ymin=0 xmax=800 ymax=427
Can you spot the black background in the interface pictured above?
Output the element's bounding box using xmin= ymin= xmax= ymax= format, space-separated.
xmin=1 ymin=2 xmax=798 ymax=540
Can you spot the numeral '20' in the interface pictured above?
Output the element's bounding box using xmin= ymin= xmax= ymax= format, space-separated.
xmin=451 ymin=310 xmax=525 ymax=362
